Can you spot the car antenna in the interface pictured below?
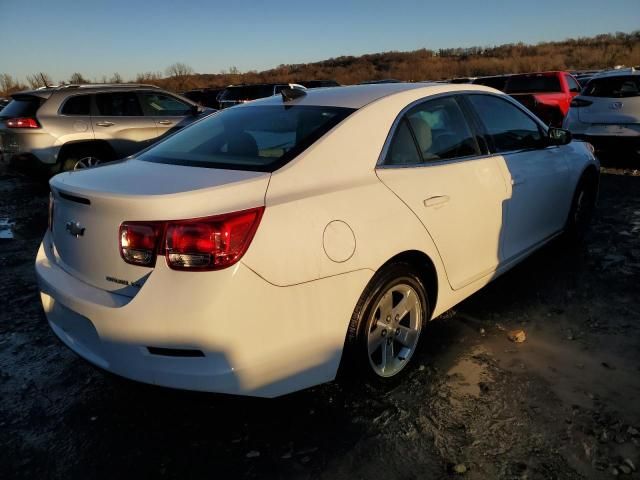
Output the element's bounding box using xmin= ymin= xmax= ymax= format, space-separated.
xmin=281 ymin=84 xmax=307 ymax=102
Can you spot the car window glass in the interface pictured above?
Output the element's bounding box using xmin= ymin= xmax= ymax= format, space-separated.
xmin=405 ymin=96 xmax=479 ymax=161
xmin=582 ymin=76 xmax=640 ymax=98
xmin=467 ymin=94 xmax=543 ymax=153
xmin=140 ymin=92 xmax=191 ymax=116
xmin=95 ymin=92 xmax=142 ymax=116
xmin=566 ymin=75 xmax=581 ymax=93
xmin=61 ymin=95 xmax=91 ymax=115
xmin=139 ymin=105 xmax=354 ymax=171
xmin=384 ymin=119 xmax=421 ymax=165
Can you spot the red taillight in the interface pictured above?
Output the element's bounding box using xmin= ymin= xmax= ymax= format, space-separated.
xmin=165 ymin=207 xmax=264 ymax=271
xmin=119 ymin=207 xmax=264 ymax=271
xmin=119 ymin=222 xmax=163 ymax=267
xmin=5 ymin=117 xmax=40 ymax=128
xmin=570 ymin=98 xmax=593 ymax=108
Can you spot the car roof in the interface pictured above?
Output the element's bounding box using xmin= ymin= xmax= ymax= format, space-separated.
xmin=591 ymin=67 xmax=639 ymax=79
xmin=239 ymin=82 xmax=498 ymax=109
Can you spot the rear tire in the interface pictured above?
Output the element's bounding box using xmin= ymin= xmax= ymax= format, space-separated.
xmin=341 ymin=262 xmax=430 ymax=388
xmin=58 ymin=147 xmax=106 ymax=172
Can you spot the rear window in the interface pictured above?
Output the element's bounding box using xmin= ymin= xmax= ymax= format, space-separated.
xmin=220 ymin=85 xmax=275 ymax=101
xmin=505 ymin=75 xmax=562 ymax=94
xmin=473 ymin=76 xmax=509 ymax=91
xmin=61 ymin=95 xmax=91 ymax=115
xmin=0 ymin=96 xmax=42 ymax=118
xmin=582 ymin=76 xmax=640 ymax=98
xmin=139 ymin=105 xmax=354 ymax=172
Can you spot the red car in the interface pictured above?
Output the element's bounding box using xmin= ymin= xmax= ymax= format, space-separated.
xmin=504 ymin=71 xmax=582 ymax=126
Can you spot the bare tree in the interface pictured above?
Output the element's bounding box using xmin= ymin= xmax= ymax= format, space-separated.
xmin=110 ymin=72 xmax=122 ymax=84
xmin=69 ymin=72 xmax=88 ymax=84
xmin=26 ymin=72 xmax=53 ymax=89
xmin=165 ymin=62 xmax=194 ymax=91
xmin=135 ymin=71 xmax=162 ymax=84
xmin=0 ymin=73 xmax=20 ymax=96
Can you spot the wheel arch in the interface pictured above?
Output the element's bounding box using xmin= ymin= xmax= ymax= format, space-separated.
xmin=376 ymin=250 xmax=439 ymax=321
xmin=57 ymin=140 xmax=116 ymax=163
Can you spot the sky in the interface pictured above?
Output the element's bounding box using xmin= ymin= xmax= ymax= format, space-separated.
xmin=1 ymin=0 xmax=638 ymax=83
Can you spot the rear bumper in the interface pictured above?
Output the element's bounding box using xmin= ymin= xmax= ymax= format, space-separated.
xmin=35 ymin=234 xmax=371 ymax=397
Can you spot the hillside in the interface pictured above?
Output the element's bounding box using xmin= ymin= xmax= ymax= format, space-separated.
xmin=1 ymin=31 xmax=639 ymax=96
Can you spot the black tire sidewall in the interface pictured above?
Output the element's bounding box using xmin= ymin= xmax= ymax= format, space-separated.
xmin=566 ymin=174 xmax=597 ymax=241
xmin=342 ymin=262 xmax=430 ymax=387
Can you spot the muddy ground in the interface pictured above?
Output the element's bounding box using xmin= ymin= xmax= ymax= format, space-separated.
xmin=1 ymin=157 xmax=639 ymax=480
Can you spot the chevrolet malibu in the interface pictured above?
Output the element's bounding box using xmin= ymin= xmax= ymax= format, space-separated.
xmin=36 ymin=83 xmax=599 ymax=397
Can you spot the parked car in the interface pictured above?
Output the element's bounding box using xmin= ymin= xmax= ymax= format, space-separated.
xmin=503 ymin=71 xmax=582 ymax=126
xmin=298 ymin=80 xmax=340 ymax=88
xmin=182 ymin=88 xmax=224 ymax=109
xmin=0 ymin=83 xmax=211 ymax=175
xmin=217 ymin=83 xmax=296 ymax=109
xmin=36 ymin=83 xmax=599 ymax=398
xmin=358 ymin=79 xmax=403 ymax=84
xmin=564 ymin=68 xmax=640 ymax=153
xmin=472 ymin=74 xmax=511 ymax=91
xmin=0 ymin=98 xmax=9 ymax=112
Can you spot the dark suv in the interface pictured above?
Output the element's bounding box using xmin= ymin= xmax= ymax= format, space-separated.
xmin=0 ymin=83 xmax=211 ymax=174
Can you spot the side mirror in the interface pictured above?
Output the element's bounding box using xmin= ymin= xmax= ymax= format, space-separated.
xmin=548 ymin=127 xmax=572 ymax=146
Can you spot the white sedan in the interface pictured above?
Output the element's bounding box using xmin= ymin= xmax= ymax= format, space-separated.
xmin=36 ymin=83 xmax=599 ymax=397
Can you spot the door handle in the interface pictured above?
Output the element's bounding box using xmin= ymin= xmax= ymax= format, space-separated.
xmin=95 ymin=121 xmax=114 ymax=127
xmin=157 ymin=120 xmax=173 ymax=125
xmin=511 ymin=176 xmax=526 ymax=186
xmin=423 ymin=195 xmax=450 ymax=208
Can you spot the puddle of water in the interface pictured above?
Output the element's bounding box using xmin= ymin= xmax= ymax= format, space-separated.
xmin=446 ymin=349 xmax=489 ymax=397
xmin=0 ymin=218 xmax=14 ymax=239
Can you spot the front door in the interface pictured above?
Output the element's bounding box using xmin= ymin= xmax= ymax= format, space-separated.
xmin=465 ymin=93 xmax=569 ymax=261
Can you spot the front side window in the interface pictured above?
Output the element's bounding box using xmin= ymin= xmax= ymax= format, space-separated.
xmin=140 ymin=92 xmax=192 ymax=116
xmin=61 ymin=95 xmax=91 ymax=115
xmin=95 ymin=92 xmax=142 ymax=116
xmin=139 ymin=105 xmax=354 ymax=171
xmin=405 ymin=96 xmax=479 ymax=161
xmin=467 ymin=94 xmax=544 ymax=153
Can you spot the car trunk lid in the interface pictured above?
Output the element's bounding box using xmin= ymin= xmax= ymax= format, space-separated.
xmin=49 ymin=159 xmax=270 ymax=297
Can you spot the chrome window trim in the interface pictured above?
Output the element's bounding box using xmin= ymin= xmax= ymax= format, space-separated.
xmin=376 ymin=90 xmax=553 ymax=170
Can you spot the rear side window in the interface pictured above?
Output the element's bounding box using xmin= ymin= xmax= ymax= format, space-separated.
xmin=582 ymin=76 xmax=640 ymax=98
xmin=95 ymin=92 xmax=142 ymax=116
xmin=61 ymin=95 xmax=91 ymax=115
xmin=566 ymin=75 xmax=581 ymax=93
xmin=505 ymin=75 xmax=562 ymax=94
xmin=0 ymin=96 xmax=41 ymax=117
xmin=139 ymin=105 xmax=354 ymax=171
xmin=385 ymin=119 xmax=422 ymax=165
xmin=404 ymin=96 xmax=479 ymax=161
xmin=467 ymin=94 xmax=544 ymax=153
xmin=139 ymin=92 xmax=192 ymax=116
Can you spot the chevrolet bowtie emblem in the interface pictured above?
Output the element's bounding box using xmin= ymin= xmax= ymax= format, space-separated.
xmin=65 ymin=221 xmax=85 ymax=238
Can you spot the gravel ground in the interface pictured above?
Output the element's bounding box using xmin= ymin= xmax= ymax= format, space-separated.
xmin=1 ymin=158 xmax=639 ymax=480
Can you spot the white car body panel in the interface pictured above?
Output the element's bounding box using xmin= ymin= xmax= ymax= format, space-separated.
xmin=36 ymin=83 xmax=599 ymax=397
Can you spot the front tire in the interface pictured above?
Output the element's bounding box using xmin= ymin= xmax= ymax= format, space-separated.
xmin=565 ymin=172 xmax=598 ymax=241
xmin=342 ymin=262 xmax=430 ymax=386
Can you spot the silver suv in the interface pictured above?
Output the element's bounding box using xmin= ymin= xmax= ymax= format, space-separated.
xmin=0 ymin=83 xmax=212 ymax=174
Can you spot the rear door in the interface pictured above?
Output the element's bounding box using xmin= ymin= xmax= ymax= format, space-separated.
xmin=376 ymin=95 xmax=508 ymax=290
xmin=92 ymin=91 xmax=158 ymax=158
xmin=138 ymin=91 xmax=196 ymax=140
xmin=466 ymin=93 xmax=570 ymax=260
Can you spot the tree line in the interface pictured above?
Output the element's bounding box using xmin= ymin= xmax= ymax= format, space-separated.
xmin=1 ymin=31 xmax=639 ymax=98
